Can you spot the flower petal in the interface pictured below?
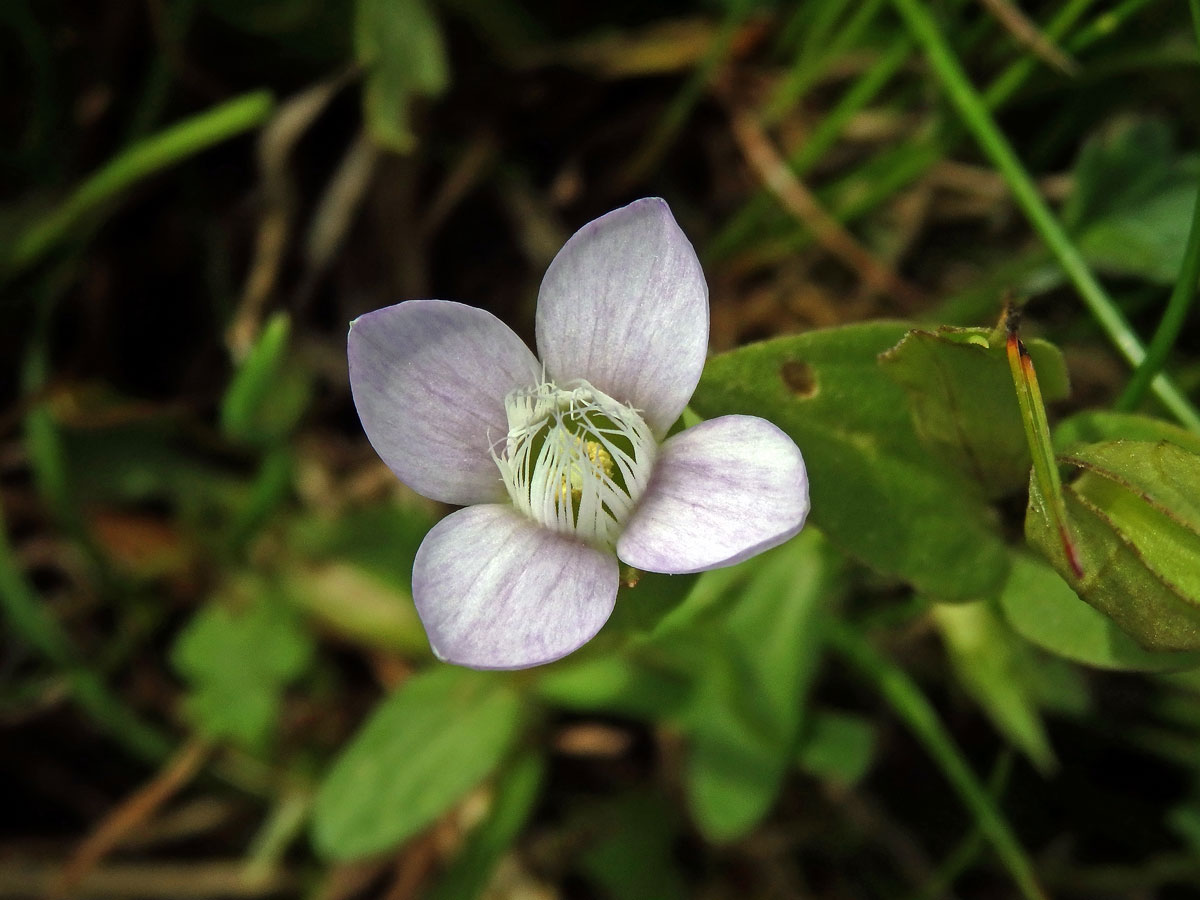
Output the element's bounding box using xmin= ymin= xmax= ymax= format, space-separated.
xmin=413 ymin=504 xmax=619 ymax=669
xmin=535 ymin=198 xmax=708 ymax=437
xmin=348 ymin=299 xmax=542 ymax=506
xmin=617 ymin=415 xmax=809 ymax=574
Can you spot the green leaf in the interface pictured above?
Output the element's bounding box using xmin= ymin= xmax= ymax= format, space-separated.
xmin=1065 ymin=119 xmax=1200 ymax=284
xmin=171 ymin=582 xmax=314 ymax=749
xmin=601 ymin=569 xmax=700 ymax=637
xmin=229 ymin=446 xmax=295 ymax=546
xmin=932 ymin=601 xmax=1056 ymax=773
xmin=1005 ymin=318 xmax=1080 ymax=585
xmin=355 ymin=0 xmax=448 ymax=153
xmin=221 ymin=313 xmax=311 ymax=446
xmin=186 ymin=680 xmax=281 ymax=750
xmin=691 ymin=322 xmax=1010 ymax=600
xmin=1053 ymin=410 xmax=1200 ymax=457
xmin=796 ymin=710 xmax=878 ymax=787
xmin=312 ymin=665 xmax=523 ymax=860
xmin=998 ymin=552 xmax=1200 ymax=672
xmin=673 ymin=533 xmax=828 ymax=841
xmin=1026 ymin=440 xmax=1200 ymax=652
xmin=173 ymin=587 xmax=312 ymax=686
xmin=880 ymin=326 xmax=1069 ymax=497
xmin=534 ymin=652 xmax=689 ymax=720
xmin=425 ymin=752 xmax=544 ymax=900
xmin=1065 ymin=120 xmax=1180 ymax=230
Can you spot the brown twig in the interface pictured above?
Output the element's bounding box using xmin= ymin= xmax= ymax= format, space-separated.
xmin=721 ymin=93 xmax=927 ymax=310
xmin=380 ymin=831 xmax=443 ymax=900
xmin=311 ymin=859 xmax=391 ymax=900
xmin=227 ymin=70 xmax=356 ymax=359
xmin=52 ymin=738 xmax=213 ymax=899
xmin=976 ymin=0 xmax=1080 ymax=76
xmin=2 ymin=860 xmax=293 ymax=899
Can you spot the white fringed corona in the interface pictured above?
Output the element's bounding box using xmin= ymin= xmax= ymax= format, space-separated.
xmin=494 ymin=379 xmax=657 ymax=546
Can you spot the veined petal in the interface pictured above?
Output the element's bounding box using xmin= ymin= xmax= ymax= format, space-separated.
xmin=617 ymin=415 xmax=809 ymax=574
xmin=348 ymin=299 xmax=541 ymax=506
xmin=413 ymin=504 xmax=619 ymax=669
xmin=535 ymin=198 xmax=708 ymax=438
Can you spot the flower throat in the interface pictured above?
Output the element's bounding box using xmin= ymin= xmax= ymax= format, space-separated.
xmin=493 ymin=379 xmax=657 ymax=546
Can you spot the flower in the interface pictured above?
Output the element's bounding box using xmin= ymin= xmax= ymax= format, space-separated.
xmin=348 ymin=198 xmax=809 ymax=670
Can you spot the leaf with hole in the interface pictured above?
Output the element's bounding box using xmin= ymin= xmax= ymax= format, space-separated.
xmin=691 ymin=322 xmax=1009 ymax=600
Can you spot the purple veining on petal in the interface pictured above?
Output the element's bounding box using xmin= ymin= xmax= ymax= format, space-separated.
xmin=412 ymin=504 xmax=620 ymax=670
xmin=535 ymin=198 xmax=709 ymax=438
xmin=616 ymin=415 xmax=809 ymax=574
xmin=348 ymin=299 xmax=542 ymax=506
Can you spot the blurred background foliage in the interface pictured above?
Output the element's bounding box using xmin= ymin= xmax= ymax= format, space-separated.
xmin=4 ymin=0 xmax=1200 ymax=897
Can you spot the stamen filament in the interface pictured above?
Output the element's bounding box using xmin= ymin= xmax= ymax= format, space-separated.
xmin=493 ymin=378 xmax=656 ymax=546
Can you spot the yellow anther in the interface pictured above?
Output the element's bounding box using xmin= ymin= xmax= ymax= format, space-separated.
xmin=555 ymin=436 xmax=616 ymax=506
xmin=494 ymin=377 xmax=657 ymax=545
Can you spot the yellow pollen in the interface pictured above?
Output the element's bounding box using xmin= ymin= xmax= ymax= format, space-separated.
xmin=586 ymin=439 xmax=615 ymax=475
xmin=556 ymin=436 xmax=616 ymax=504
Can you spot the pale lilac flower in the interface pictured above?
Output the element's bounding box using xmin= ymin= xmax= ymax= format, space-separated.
xmin=348 ymin=198 xmax=809 ymax=670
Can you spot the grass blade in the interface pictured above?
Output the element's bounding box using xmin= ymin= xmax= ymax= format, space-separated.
xmin=0 ymin=500 xmax=171 ymax=762
xmin=889 ymin=0 xmax=1200 ymax=433
xmin=826 ymin=620 xmax=1049 ymax=900
xmin=5 ymin=90 xmax=274 ymax=277
xmin=1115 ymin=0 xmax=1200 ymax=412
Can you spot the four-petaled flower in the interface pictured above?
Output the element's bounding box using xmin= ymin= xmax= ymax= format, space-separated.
xmin=348 ymin=198 xmax=809 ymax=669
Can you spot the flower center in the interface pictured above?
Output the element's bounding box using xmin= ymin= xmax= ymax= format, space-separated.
xmin=493 ymin=378 xmax=657 ymax=546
